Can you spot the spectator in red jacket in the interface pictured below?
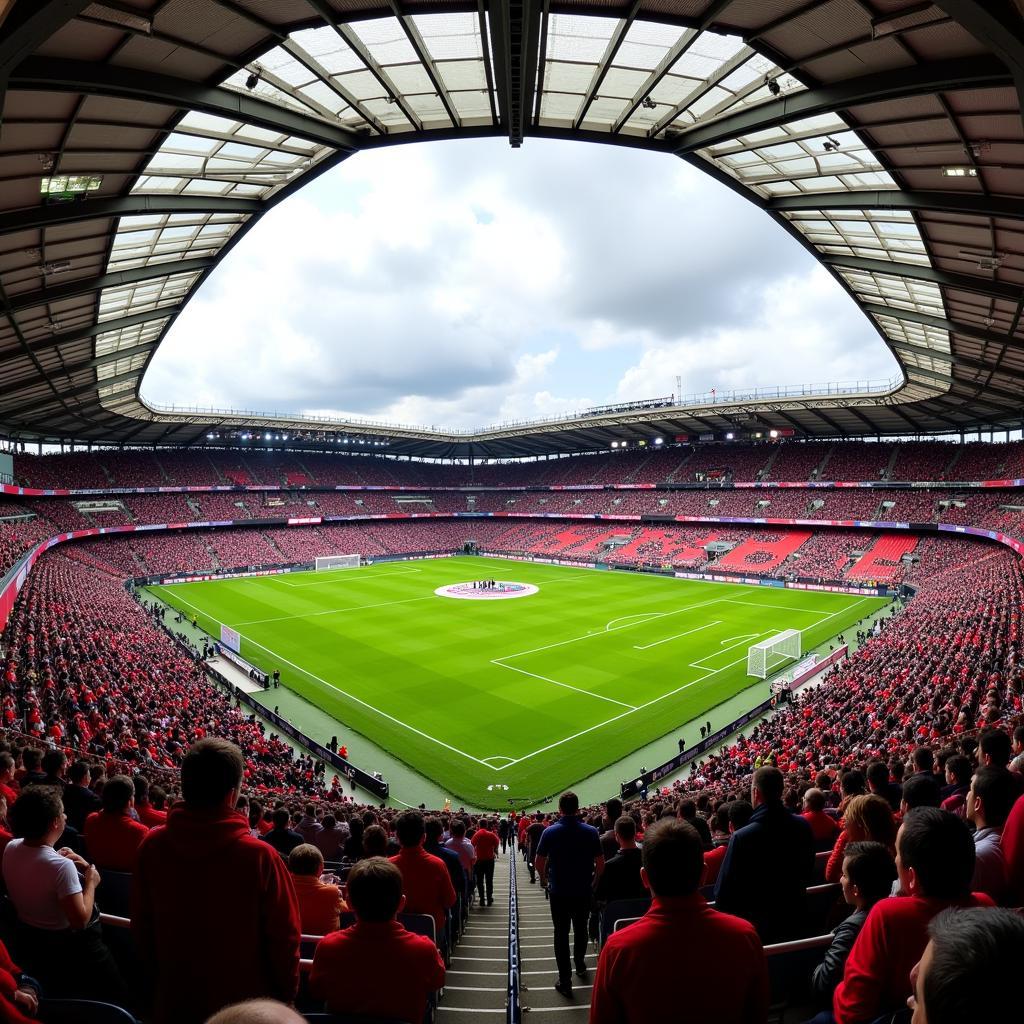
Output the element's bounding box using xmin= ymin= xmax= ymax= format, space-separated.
xmin=1001 ymin=790 xmax=1024 ymax=904
xmin=802 ymin=788 xmax=840 ymax=849
xmin=0 ymin=939 xmax=38 ymax=1024
xmin=83 ymin=775 xmax=148 ymax=872
xmin=132 ymin=739 xmax=300 ymax=1024
xmin=908 ymin=907 xmax=1024 ymax=1024
xmin=471 ymin=818 xmax=500 ymax=905
xmin=703 ymin=800 xmax=752 ymax=887
xmin=590 ymin=817 xmax=768 ymax=1024
xmin=389 ymin=810 xmax=456 ymax=939
xmin=310 ymin=857 xmax=444 ymax=1023
xmin=832 ymin=807 xmax=994 ymax=1024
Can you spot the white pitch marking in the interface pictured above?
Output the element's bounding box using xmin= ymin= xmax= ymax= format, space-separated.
xmin=233 ymin=594 xmax=437 ymax=626
xmin=632 ymin=620 xmax=721 ymax=652
xmin=237 ymin=633 xmax=497 ymax=770
xmin=272 ymin=567 xmax=422 ymax=588
xmin=690 ymin=631 xmax=773 ymax=668
xmin=480 ymin=756 xmax=517 ymax=766
xmin=497 ymin=595 xmax=877 ymax=771
xmin=606 ymin=612 xmax=666 ymax=632
xmin=492 ymin=662 xmax=638 ymax=710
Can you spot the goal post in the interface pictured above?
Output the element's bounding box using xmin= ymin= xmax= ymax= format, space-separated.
xmin=314 ymin=554 xmax=361 ymax=571
xmin=747 ymin=629 xmax=802 ymax=679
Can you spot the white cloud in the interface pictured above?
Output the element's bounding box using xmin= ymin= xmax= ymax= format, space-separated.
xmin=145 ymin=137 xmax=894 ymax=426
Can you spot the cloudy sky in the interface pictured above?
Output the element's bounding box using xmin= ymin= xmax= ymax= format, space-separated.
xmin=145 ymin=137 xmax=899 ymax=429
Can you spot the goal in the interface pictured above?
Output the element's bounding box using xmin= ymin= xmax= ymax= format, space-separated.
xmin=747 ymin=629 xmax=802 ymax=679
xmin=314 ymin=554 xmax=361 ymax=571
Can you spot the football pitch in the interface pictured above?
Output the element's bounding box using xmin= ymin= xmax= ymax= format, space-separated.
xmin=152 ymin=555 xmax=887 ymax=807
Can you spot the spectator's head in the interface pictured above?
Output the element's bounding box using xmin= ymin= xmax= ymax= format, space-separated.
xmin=640 ymin=818 xmax=703 ymax=898
xmin=840 ymin=770 xmax=865 ymax=798
xmin=943 ymin=755 xmax=972 ymax=788
xmin=0 ymin=754 xmax=14 ymax=782
xmin=288 ymin=844 xmax=324 ymax=879
xmin=450 ymin=819 xmax=466 ymax=839
xmin=424 ymin=816 xmax=444 ymax=845
xmin=181 ymin=738 xmax=244 ymax=811
xmin=205 ymin=999 xmax=306 ymax=1024
xmin=676 ymin=798 xmax=697 ymax=821
xmin=896 ymin=808 xmax=975 ymax=900
xmin=751 ymin=766 xmax=784 ymax=807
xmin=1012 ymin=725 xmax=1024 ymax=757
xmin=346 ymin=857 xmax=404 ymax=922
xmin=901 ymin=773 xmax=942 ymax=812
xmin=844 ymin=794 xmax=897 ymax=847
xmin=101 ymin=775 xmax=135 ymax=814
xmin=614 ymin=815 xmax=637 ymax=848
xmin=912 ymin=747 xmax=935 ymax=774
xmin=559 ymin=791 xmax=580 ymax=817
xmin=21 ymin=750 xmax=41 ymax=774
xmin=271 ymin=808 xmax=291 ymax=830
xmin=802 ymin=788 xmax=827 ymax=813
xmin=41 ymin=749 xmax=66 ymax=779
xmin=604 ymin=798 xmax=622 ymax=824
xmin=727 ymin=800 xmax=754 ymax=833
xmin=866 ymin=760 xmax=890 ymax=793
xmin=133 ymin=775 xmax=150 ymax=803
xmin=977 ymin=728 xmax=1011 ymax=769
xmin=10 ymin=787 xmax=64 ymax=843
xmin=395 ymin=810 xmax=425 ymax=849
xmin=841 ymin=841 xmax=897 ymax=912
xmin=966 ymin=767 xmax=1016 ymax=831
xmin=322 ymin=814 xmax=336 ymax=831
xmin=68 ymin=760 xmax=91 ymax=787
xmin=910 ymin=907 xmax=1024 ymax=1024
xmin=362 ymin=824 xmax=388 ymax=857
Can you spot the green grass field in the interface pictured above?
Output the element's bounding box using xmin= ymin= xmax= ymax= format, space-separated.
xmin=152 ymin=555 xmax=887 ymax=807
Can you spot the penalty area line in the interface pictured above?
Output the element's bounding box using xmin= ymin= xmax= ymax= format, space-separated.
xmin=632 ymin=620 xmax=721 ymax=652
xmin=490 ymin=660 xmax=638 ymax=710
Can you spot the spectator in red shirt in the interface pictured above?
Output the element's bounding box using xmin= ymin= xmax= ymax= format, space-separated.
xmin=310 ymin=857 xmax=444 ymax=1023
xmin=803 ymin=788 xmax=840 ymax=849
xmin=832 ymin=807 xmax=994 ymax=1024
xmin=471 ymin=818 xmax=500 ymax=905
xmin=703 ymin=800 xmax=752 ymax=887
xmin=133 ymin=776 xmax=167 ymax=828
xmin=82 ymin=774 xmax=149 ymax=872
xmin=590 ymin=817 xmax=768 ymax=1024
xmin=0 ymin=755 xmax=18 ymax=808
xmin=132 ymin=739 xmax=300 ymax=1024
xmin=0 ymin=938 xmax=39 ymax=1024
xmin=1001 ymin=790 xmax=1024 ymax=904
xmin=389 ymin=810 xmax=456 ymax=940
xmin=908 ymin=906 xmax=1024 ymax=1024
xmin=288 ymin=844 xmax=346 ymax=936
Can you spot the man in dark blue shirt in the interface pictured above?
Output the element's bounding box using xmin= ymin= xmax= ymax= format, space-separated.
xmin=535 ymin=791 xmax=604 ymax=997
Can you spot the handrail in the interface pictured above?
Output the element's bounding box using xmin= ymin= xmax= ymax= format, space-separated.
xmin=764 ymin=933 xmax=835 ymax=956
xmin=507 ymin=847 xmax=520 ymax=1024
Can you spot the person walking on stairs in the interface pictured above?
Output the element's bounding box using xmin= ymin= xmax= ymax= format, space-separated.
xmin=535 ymin=791 xmax=604 ymax=998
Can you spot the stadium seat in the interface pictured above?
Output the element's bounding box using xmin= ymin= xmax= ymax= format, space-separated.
xmin=39 ymin=1000 xmax=138 ymax=1024
xmin=764 ymin=933 xmax=834 ymax=1018
xmin=599 ymin=898 xmax=651 ymax=946
xmin=97 ymin=871 xmax=133 ymax=919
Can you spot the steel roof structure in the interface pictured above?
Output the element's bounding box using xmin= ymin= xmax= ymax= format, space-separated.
xmin=0 ymin=0 xmax=1022 ymax=459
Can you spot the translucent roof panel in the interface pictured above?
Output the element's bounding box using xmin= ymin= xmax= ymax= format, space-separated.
xmin=839 ymin=270 xmax=946 ymax=321
xmin=108 ymin=214 xmax=249 ymax=273
xmin=538 ymin=17 xmax=804 ymax=136
xmin=98 ymin=272 xmax=202 ymax=322
xmin=783 ymin=210 xmax=930 ymax=265
xmin=705 ymin=116 xmax=896 ymax=198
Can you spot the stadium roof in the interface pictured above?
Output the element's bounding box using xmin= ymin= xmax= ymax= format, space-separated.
xmin=0 ymin=0 xmax=1023 ymax=459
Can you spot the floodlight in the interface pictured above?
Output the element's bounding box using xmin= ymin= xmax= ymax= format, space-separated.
xmin=770 ymin=429 xmax=779 ymax=438
xmin=245 ymin=68 xmax=261 ymax=91
xmin=264 ymin=432 xmax=271 ymax=441
xmin=726 ymin=432 xmax=735 ymax=440
xmin=941 ymin=166 xmax=977 ymax=177
xmin=654 ymin=437 xmax=664 ymax=445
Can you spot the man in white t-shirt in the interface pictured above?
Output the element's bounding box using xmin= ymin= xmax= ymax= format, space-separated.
xmin=3 ymin=786 xmax=124 ymax=1000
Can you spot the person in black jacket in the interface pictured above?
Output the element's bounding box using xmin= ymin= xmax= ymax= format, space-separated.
xmin=810 ymin=840 xmax=897 ymax=1004
xmin=594 ymin=816 xmax=647 ymax=904
xmin=61 ymin=760 xmax=102 ymax=833
xmin=713 ymin=766 xmax=815 ymax=942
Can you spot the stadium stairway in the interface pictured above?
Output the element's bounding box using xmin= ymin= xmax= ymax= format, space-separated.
xmin=517 ymin=856 xmax=595 ymax=1022
xmin=436 ymin=856 xmax=513 ymax=1023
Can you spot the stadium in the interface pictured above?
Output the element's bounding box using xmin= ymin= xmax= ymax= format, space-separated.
xmin=1 ymin=1 xmax=1024 ymax=1022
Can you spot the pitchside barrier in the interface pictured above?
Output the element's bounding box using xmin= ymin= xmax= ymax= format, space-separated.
xmin=619 ymin=646 xmax=849 ymax=800
xmin=157 ymin=621 xmax=390 ymax=800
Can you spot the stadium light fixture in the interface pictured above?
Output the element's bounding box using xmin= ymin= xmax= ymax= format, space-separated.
xmin=610 ymin=441 xmax=618 ymax=448
xmin=941 ymin=166 xmax=977 ymax=177
xmin=264 ymin=432 xmax=271 ymax=441
xmin=766 ymin=76 xmax=781 ymax=97
xmin=654 ymin=437 xmax=664 ymax=445
xmin=726 ymin=432 xmax=735 ymax=440
xmin=770 ymin=429 xmax=779 ymax=438
xmin=245 ymin=67 xmax=262 ymax=91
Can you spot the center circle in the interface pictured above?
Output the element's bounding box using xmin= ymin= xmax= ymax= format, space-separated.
xmin=434 ymin=580 xmax=539 ymax=601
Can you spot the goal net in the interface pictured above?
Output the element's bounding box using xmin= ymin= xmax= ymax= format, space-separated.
xmin=747 ymin=629 xmax=802 ymax=679
xmin=314 ymin=554 xmax=361 ymax=571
